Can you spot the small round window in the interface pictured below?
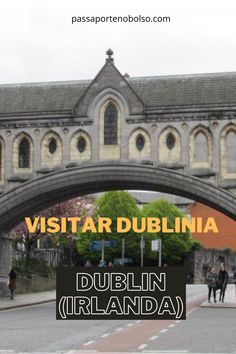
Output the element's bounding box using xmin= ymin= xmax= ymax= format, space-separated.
xmin=166 ymin=133 xmax=176 ymax=150
xmin=77 ymin=137 xmax=86 ymax=153
xmin=136 ymin=135 xmax=145 ymax=151
xmin=48 ymin=138 xmax=57 ymax=154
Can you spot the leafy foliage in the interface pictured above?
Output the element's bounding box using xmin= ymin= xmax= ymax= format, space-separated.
xmin=13 ymin=257 xmax=54 ymax=278
xmin=11 ymin=191 xmax=197 ymax=268
xmin=76 ymin=191 xmax=141 ymax=265
xmin=142 ymin=199 xmax=194 ymax=265
xmin=11 ymin=196 xmax=96 ymax=269
xmin=77 ymin=195 xmax=196 ymax=266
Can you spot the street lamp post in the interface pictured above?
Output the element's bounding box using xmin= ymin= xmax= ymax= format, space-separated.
xmin=140 ymin=235 xmax=144 ymax=267
xmin=101 ymin=238 xmax=105 ymax=262
xmin=122 ymin=238 xmax=125 ymax=267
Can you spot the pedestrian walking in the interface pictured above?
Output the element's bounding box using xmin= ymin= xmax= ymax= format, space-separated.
xmin=218 ymin=264 xmax=229 ymax=303
xmin=98 ymin=259 xmax=107 ymax=267
xmin=205 ymin=266 xmax=217 ymax=303
xmin=8 ymin=268 xmax=17 ymax=300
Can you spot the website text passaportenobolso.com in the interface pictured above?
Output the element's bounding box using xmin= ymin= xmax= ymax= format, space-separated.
xmin=72 ymin=15 xmax=171 ymax=25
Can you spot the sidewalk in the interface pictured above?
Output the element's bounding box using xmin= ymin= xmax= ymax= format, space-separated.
xmin=200 ymin=284 xmax=236 ymax=308
xmin=1 ymin=286 xmax=235 ymax=312
xmin=0 ymin=290 xmax=56 ymax=311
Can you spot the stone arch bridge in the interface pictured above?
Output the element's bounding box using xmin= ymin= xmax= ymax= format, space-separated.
xmin=0 ymin=49 xmax=236 ymax=286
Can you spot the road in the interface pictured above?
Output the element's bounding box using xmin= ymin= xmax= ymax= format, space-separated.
xmin=0 ymin=285 xmax=235 ymax=353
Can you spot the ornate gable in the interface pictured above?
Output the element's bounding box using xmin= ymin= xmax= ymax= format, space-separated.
xmin=73 ymin=49 xmax=145 ymax=118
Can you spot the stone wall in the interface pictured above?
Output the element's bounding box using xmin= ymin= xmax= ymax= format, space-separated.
xmin=1 ymin=274 xmax=56 ymax=297
xmin=0 ymin=235 xmax=12 ymax=296
xmin=186 ymin=249 xmax=236 ymax=283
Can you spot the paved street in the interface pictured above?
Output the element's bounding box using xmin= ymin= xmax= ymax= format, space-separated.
xmin=0 ymin=285 xmax=235 ymax=353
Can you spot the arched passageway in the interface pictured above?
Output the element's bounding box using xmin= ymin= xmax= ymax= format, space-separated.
xmin=0 ymin=162 xmax=235 ymax=236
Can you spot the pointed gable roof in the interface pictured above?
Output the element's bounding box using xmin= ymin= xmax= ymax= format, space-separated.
xmin=73 ymin=54 xmax=145 ymax=117
xmin=0 ymin=50 xmax=236 ymax=118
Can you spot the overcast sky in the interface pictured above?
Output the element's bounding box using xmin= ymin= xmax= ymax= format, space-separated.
xmin=0 ymin=0 xmax=236 ymax=84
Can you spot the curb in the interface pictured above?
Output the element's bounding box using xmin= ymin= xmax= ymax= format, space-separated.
xmin=0 ymin=298 xmax=56 ymax=311
xmin=200 ymin=287 xmax=236 ymax=309
xmin=200 ymin=302 xmax=236 ymax=309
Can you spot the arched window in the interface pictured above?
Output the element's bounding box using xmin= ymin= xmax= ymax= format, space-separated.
xmin=159 ymin=127 xmax=181 ymax=162
xmin=41 ymin=132 xmax=62 ymax=167
xmin=194 ymin=131 xmax=208 ymax=162
xmin=19 ymin=138 xmax=30 ymax=168
xmin=166 ymin=133 xmax=176 ymax=150
xmin=226 ymin=130 xmax=236 ymax=173
xmin=104 ymin=104 xmax=117 ymax=145
xmin=77 ymin=136 xmax=86 ymax=153
xmin=136 ymin=134 xmax=145 ymax=151
xmin=48 ymin=138 xmax=57 ymax=155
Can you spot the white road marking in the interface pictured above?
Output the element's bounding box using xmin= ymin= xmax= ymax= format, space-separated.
xmin=127 ymin=322 xmax=134 ymax=326
xmin=65 ymin=351 xmax=89 ymax=354
xmin=160 ymin=328 xmax=168 ymax=333
xmin=138 ymin=343 xmax=147 ymax=350
xmin=149 ymin=335 xmax=159 ymax=340
xmin=115 ymin=327 xmax=124 ymax=331
xmin=136 ymin=320 xmax=141 ymax=323
xmin=83 ymin=340 xmax=95 ymax=346
xmin=76 ymin=351 xmax=98 ymax=353
xmin=169 ymin=323 xmax=175 ymax=328
xmin=101 ymin=332 xmax=110 ymax=338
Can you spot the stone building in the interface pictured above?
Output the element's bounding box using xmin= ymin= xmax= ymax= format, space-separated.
xmin=0 ymin=49 xmax=235 ymax=195
xmin=0 ymin=49 xmax=236 ymax=290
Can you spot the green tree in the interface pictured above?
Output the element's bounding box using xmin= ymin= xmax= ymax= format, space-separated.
xmin=11 ymin=196 xmax=96 ymax=270
xmin=142 ymin=199 xmax=194 ymax=265
xmin=76 ymin=191 xmax=141 ymax=265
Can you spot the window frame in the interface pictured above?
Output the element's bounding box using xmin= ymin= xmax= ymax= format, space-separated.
xmin=104 ymin=103 xmax=118 ymax=145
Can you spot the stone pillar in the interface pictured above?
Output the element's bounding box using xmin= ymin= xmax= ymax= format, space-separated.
xmin=0 ymin=234 xmax=13 ymax=296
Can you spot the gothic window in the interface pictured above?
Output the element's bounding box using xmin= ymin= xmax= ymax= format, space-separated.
xmin=19 ymin=138 xmax=30 ymax=168
xmin=104 ymin=104 xmax=117 ymax=145
xmin=48 ymin=138 xmax=57 ymax=154
xmin=136 ymin=134 xmax=145 ymax=151
xmin=226 ymin=130 xmax=236 ymax=173
xmin=77 ymin=136 xmax=86 ymax=153
xmin=166 ymin=133 xmax=175 ymax=150
xmin=194 ymin=131 xmax=208 ymax=162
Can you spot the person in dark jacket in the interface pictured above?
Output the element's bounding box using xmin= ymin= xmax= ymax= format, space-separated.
xmin=8 ymin=268 xmax=17 ymax=300
xmin=218 ymin=264 xmax=228 ymax=303
xmin=206 ymin=266 xmax=217 ymax=303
